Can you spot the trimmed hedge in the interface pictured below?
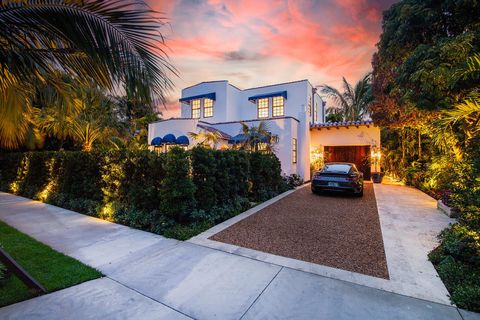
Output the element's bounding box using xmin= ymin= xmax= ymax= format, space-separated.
xmin=0 ymin=148 xmax=288 ymax=239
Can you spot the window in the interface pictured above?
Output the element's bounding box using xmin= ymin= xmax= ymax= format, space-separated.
xmin=314 ymin=102 xmax=318 ymax=122
xmin=204 ymin=98 xmax=213 ymax=118
xmin=191 ymin=99 xmax=200 ymax=118
xmin=308 ymin=97 xmax=311 ymax=116
xmin=292 ymin=138 xmax=297 ymax=164
xmin=272 ymin=96 xmax=284 ymax=117
xmin=257 ymin=98 xmax=269 ymax=118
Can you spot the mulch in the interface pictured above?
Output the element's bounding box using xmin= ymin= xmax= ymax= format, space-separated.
xmin=210 ymin=182 xmax=389 ymax=279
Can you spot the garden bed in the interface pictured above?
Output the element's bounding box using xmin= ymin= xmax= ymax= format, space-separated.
xmin=0 ymin=221 xmax=102 ymax=307
xmin=210 ymin=183 xmax=389 ymax=279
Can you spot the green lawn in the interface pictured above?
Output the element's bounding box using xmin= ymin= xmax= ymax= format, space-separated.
xmin=0 ymin=221 xmax=102 ymax=307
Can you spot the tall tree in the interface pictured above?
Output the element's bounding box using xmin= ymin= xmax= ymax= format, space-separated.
xmin=0 ymin=0 xmax=175 ymax=149
xmin=319 ymin=73 xmax=373 ymax=122
xmin=371 ymin=0 xmax=480 ymax=126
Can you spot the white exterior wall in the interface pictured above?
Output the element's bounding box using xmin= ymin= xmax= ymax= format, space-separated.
xmin=208 ymin=118 xmax=298 ymax=176
xmin=148 ymin=119 xmax=198 ymax=144
xmin=180 ymin=81 xmax=229 ymax=122
xmin=310 ymin=125 xmax=381 ymax=172
xmin=149 ymin=79 xmax=380 ymax=181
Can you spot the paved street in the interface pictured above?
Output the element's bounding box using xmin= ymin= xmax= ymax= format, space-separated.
xmin=0 ymin=188 xmax=478 ymax=320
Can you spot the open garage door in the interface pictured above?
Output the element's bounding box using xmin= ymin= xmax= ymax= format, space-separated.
xmin=324 ymin=146 xmax=371 ymax=180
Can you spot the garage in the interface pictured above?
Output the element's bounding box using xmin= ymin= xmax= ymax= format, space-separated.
xmin=324 ymin=145 xmax=371 ymax=180
xmin=309 ymin=121 xmax=380 ymax=181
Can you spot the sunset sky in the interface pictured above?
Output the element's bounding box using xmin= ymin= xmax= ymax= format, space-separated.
xmin=150 ymin=0 xmax=398 ymax=118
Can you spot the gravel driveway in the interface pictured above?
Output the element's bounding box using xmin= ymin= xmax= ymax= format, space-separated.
xmin=210 ymin=182 xmax=389 ymax=279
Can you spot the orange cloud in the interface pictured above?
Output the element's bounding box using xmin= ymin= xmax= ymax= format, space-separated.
xmin=148 ymin=0 xmax=397 ymax=116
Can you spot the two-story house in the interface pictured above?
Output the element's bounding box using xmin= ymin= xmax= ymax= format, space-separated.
xmin=148 ymin=79 xmax=380 ymax=181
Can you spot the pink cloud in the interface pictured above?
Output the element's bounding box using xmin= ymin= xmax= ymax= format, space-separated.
xmin=147 ymin=0 xmax=398 ymax=116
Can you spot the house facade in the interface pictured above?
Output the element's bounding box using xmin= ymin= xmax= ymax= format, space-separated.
xmin=148 ymin=80 xmax=380 ymax=181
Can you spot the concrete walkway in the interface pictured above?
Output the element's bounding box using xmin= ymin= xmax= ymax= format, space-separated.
xmin=0 ymin=191 xmax=478 ymax=320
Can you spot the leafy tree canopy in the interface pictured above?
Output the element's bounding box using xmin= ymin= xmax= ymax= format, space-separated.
xmin=372 ymin=0 xmax=480 ymax=126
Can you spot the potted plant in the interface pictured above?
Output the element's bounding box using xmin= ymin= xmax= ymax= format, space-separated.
xmin=371 ymin=146 xmax=384 ymax=183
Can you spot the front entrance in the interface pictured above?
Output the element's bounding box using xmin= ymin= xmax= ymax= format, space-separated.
xmin=324 ymin=145 xmax=371 ymax=180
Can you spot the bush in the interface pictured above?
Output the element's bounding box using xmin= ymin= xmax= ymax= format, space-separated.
xmin=249 ymin=152 xmax=282 ymax=201
xmin=282 ymin=174 xmax=303 ymax=190
xmin=440 ymin=224 xmax=480 ymax=266
xmin=0 ymin=148 xmax=285 ymax=239
xmin=0 ymin=263 xmax=9 ymax=286
xmin=451 ymin=284 xmax=480 ymax=312
xmin=191 ymin=147 xmax=217 ymax=210
xmin=159 ymin=147 xmax=196 ymax=224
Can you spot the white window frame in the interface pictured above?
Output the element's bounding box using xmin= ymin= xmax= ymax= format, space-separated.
xmin=272 ymin=96 xmax=284 ymax=117
xmin=191 ymin=99 xmax=201 ymax=119
xmin=257 ymin=98 xmax=269 ymax=119
xmin=203 ymin=98 xmax=214 ymax=118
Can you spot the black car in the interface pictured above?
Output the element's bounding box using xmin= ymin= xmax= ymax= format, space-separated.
xmin=311 ymin=162 xmax=364 ymax=196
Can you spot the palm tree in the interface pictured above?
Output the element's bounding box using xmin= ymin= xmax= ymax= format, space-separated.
xmin=430 ymin=53 xmax=480 ymax=160
xmin=188 ymin=131 xmax=223 ymax=149
xmin=0 ymin=0 xmax=175 ymax=149
xmin=239 ymin=121 xmax=275 ymax=152
xmin=320 ymin=73 xmax=373 ymax=122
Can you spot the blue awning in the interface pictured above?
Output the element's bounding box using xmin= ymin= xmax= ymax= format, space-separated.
xmin=248 ymin=91 xmax=287 ymax=102
xmin=179 ymin=92 xmax=216 ymax=103
xmin=151 ymin=137 xmax=163 ymax=146
xmin=163 ymin=134 xmax=176 ymax=144
xmin=176 ymin=135 xmax=190 ymax=145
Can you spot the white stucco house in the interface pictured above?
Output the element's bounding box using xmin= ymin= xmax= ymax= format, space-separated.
xmin=148 ymin=79 xmax=380 ymax=181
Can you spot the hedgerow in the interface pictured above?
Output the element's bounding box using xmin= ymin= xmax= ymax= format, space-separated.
xmin=0 ymin=147 xmax=290 ymax=239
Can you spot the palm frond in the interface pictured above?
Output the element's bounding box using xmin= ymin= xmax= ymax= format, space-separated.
xmin=0 ymin=0 xmax=176 ymax=104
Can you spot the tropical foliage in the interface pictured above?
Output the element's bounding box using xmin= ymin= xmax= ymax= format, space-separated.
xmin=372 ymin=0 xmax=480 ymax=311
xmin=0 ymin=0 xmax=174 ymax=149
xmin=188 ymin=130 xmax=223 ymax=149
xmin=0 ymin=148 xmax=290 ymax=240
xmin=237 ymin=121 xmax=276 ymax=152
xmin=320 ymin=73 xmax=373 ymax=122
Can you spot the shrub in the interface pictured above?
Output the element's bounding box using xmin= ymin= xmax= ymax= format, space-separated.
xmin=159 ymin=147 xmax=196 ymax=223
xmin=0 ymin=263 xmax=9 ymax=286
xmin=282 ymin=174 xmax=303 ymax=190
xmin=440 ymin=224 xmax=480 ymax=266
xmin=162 ymin=221 xmax=213 ymax=241
xmin=451 ymin=284 xmax=480 ymax=312
xmin=0 ymin=152 xmax=23 ymax=191
xmin=0 ymin=148 xmax=284 ymax=239
xmin=249 ymin=152 xmax=282 ymax=201
xmin=191 ymin=147 xmax=217 ymax=210
xmin=213 ymin=150 xmax=250 ymax=205
xmin=436 ymin=256 xmax=467 ymax=289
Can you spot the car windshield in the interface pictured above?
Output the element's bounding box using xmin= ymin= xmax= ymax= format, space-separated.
xmin=322 ymin=164 xmax=352 ymax=174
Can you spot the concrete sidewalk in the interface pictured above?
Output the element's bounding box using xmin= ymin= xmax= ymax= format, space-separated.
xmin=0 ymin=192 xmax=477 ymax=320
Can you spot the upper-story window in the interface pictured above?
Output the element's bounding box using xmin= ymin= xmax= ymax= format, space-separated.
xmin=191 ymin=99 xmax=201 ymax=118
xmin=272 ymin=96 xmax=284 ymax=117
xmin=314 ymin=102 xmax=318 ymax=122
xmin=257 ymin=98 xmax=269 ymax=118
xmin=204 ymin=98 xmax=213 ymax=118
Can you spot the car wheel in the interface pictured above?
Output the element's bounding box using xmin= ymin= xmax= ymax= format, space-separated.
xmin=355 ymin=188 xmax=364 ymax=197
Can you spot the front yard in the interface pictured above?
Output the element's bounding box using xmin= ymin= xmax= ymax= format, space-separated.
xmin=0 ymin=221 xmax=101 ymax=307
